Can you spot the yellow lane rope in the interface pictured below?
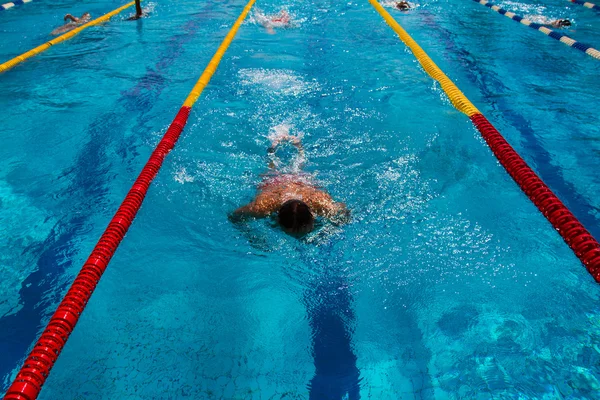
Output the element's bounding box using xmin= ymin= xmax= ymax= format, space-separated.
xmin=0 ymin=1 xmax=135 ymax=73
xmin=182 ymin=0 xmax=256 ymax=107
xmin=367 ymin=0 xmax=480 ymax=117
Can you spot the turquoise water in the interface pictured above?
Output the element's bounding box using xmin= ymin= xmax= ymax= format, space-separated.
xmin=1 ymin=0 xmax=600 ymax=398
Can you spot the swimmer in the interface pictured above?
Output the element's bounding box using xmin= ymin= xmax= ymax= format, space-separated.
xmin=255 ymin=9 xmax=291 ymax=34
xmin=51 ymin=12 xmax=91 ymax=35
xmin=396 ymin=1 xmax=411 ymax=11
xmin=531 ymin=16 xmax=572 ymax=28
xmin=230 ymin=126 xmax=349 ymax=235
xmin=549 ymin=19 xmax=571 ymax=28
xmin=271 ymin=9 xmax=290 ymax=24
xmin=127 ymin=0 xmax=147 ymax=20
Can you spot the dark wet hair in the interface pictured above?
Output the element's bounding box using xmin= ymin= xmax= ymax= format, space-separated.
xmin=396 ymin=1 xmax=410 ymax=10
xmin=278 ymin=200 xmax=314 ymax=234
xmin=559 ymin=19 xmax=571 ymax=27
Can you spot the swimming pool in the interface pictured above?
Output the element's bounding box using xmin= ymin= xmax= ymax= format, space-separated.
xmin=1 ymin=0 xmax=600 ymax=397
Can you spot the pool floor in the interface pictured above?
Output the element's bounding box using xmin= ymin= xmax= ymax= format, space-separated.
xmin=1 ymin=0 xmax=600 ymax=398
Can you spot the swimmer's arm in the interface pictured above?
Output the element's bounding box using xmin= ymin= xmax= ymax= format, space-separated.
xmin=229 ymin=197 xmax=276 ymax=222
xmin=267 ymin=134 xmax=305 ymax=168
xmin=229 ymin=204 xmax=265 ymax=222
xmin=310 ymin=197 xmax=351 ymax=225
xmin=268 ymin=132 xmax=302 ymax=152
xmin=285 ymin=135 xmax=306 ymax=168
xmin=64 ymin=14 xmax=78 ymax=22
xmin=328 ymin=202 xmax=351 ymax=225
xmin=291 ymin=137 xmax=305 ymax=164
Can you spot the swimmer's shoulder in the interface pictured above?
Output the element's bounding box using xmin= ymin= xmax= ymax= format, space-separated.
xmin=253 ymin=189 xmax=282 ymax=210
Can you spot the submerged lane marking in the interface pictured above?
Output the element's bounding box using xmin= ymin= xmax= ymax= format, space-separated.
xmin=0 ymin=2 xmax=135 ymax=73
xmin=4 ymin=1 xmax=256 ymax=399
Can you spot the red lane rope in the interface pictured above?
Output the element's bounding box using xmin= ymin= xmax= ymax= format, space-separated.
xmin=3 ymin=106 xmax=191 ymax=400
xmin=470 ymin=113 xmax=600 ymax=281
xmin=368 ymin=0 xmax=600 ymax=282
xmin=4 ymin=1 xmax=255 ymax=397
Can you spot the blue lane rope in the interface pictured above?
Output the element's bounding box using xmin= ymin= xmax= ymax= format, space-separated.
xmin=0 ymin=0 xmax=32 ymax=11
xmin=570 ymin=0 xmax=600 ymax=11
xmin=473 ymin=0 xmax=600 ymax=60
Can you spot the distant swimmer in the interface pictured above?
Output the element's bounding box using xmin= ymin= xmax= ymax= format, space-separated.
xmin=549 ymin=19 xmax=571 ymax=28
xmin=51 ymin=13 xmax=91 ymax=35
xmin=530 ymin=16 xmax=572 ymax=28
xmin=230 ymin=125 xmax=349 ymax=235
xmin=255 ymin=9 xmax=291 ymax=34
xmin=396 ymin=1 xmax=411 ymax=10
xmin=271 ymin=9 xmax=290 ymax=24
xmin=127 ymin=0 xmax=147 ymax=20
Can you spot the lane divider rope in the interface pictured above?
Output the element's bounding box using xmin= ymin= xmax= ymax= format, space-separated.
xmin=473 ymin=0 xmax=600 ymax=60
xmin=368 ymin=0 xmax=600 ymax=282
xmin=570 ymin=0 xmax=600 ymax=11
xmin=3 ymin=0 xmax=255 ymax=399
xmin=0 ymin=1 xmax=135 ymax=73
xmin=0 ymin=0 xmax=32 ymax=11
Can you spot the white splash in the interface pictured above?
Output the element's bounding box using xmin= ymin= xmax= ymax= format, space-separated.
xmin=174 ymin=167 xmax=194 ymax=184
xmin=238 ymin=68 xmax=319 ymax=97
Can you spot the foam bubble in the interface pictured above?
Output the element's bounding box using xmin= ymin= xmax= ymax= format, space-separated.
xmin=174 ymin=167 xmax=194 ymax=184
xmin=500 ymin=0 xmax=546 ymax=15
xmin=238 ymin=68 xmax=320 ymax=98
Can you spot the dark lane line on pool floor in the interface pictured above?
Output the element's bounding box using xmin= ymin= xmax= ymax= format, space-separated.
xmin=306 ymin=275 xmax=361 ymax=399
xmin=421 ymin=11 xmax=600 ymax=241
xmin=0 ymin=8 xmax=212 ymax=391
xmin=0 ymin=112 xmax=121 ymax=391
xmin=299 ymin=11 xmax=364 ymax=397
xmin=300 ymin=241 xmax=361 ymax=400
xmin=300 ymin=5 xmax=435 ymax=395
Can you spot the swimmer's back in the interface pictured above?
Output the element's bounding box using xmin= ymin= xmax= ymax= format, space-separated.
xmin=51 ymin=13 xmax=91 ymax=36
xmin=255 ymin=175 xmax=341 ymax=218
xmin=259 ymin=172 xmax=313 ymax=190
xmin=51 ymin=24 xmax=76 ymax=36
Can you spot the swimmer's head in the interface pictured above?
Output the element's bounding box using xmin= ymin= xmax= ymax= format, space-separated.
xmin=278 ymin=199 xmax=314 ymax=235
xmin=82 ymin=12 xmax=91 ymax=20
xmin=396 ymin=1 xmax=410 ymax=10
xmin=558 ymin=19 xmax=571 ymax=27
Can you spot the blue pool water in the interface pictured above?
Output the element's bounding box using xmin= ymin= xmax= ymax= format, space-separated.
xmin=1 ymin=0 xmax=600 ymax=398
